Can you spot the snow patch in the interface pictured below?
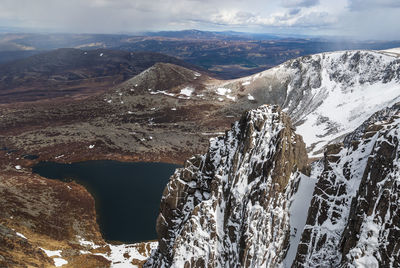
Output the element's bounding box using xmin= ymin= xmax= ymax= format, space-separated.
xmin=53 ymin=258 xmax=68 ymax=267
xmin=296 ymin=78 xmax=400 ymax=156
xmin=95 ymin=242 xmax=158 ymax=268
xmin=201 ymin=132 xmax=225 ymax=136
xmin=226 ymin=95 xmax=236 ymax=101
xmin=284 ymin=174 xmax=316 ymax=267
xmin=41 ymin=248 xmax=62 ymax=257
xmin=215 ymin=87 xmax=231 ymax=95
xmin=77 ymin=236 xmax=100 ymax=249
xmin=180 ymin=87 xmax=194 ymax=97
xmin=15 ymin=232 xmax=27 ymax=239
xmin=380 ymin=47 xmax=400 ymax=55
xmin=149 ymin=90 xmax=175 ymax=97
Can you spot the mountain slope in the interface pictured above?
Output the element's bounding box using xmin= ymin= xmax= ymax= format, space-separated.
xmin=146 ymin=102 xmax=400 ymax=267
xmin=294 ymin=102 xmax=400 ymax=267
xmin=110 ymin=49 xmax=400 ymax=157
xmin=122 ymin=49 xmax=400 ymax=157
xmin=145 ymin=105 xmax=310 ymax=267
xmin=214 ymin=50 xmax=400 ymax=156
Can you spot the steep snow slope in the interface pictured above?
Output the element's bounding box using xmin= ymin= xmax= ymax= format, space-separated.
xmin=145 ymin=105 xmax=310 ymax=267
xmin=226 ymin=50 xmax=400 ymax=157
xmin=206 ymin=50 xmax=400 ymax=156
xmin=283 ymin=51 xmax=400 ymax=156
xmin=283 ymin=172 xmax=316 ymax=267
xmin=381 ymin=47 xmax=400 ymax=56
xmin=146 ymin=103 xmax=400 ymax=268
xmin=294 ymin=102 xmax=400 ymax=267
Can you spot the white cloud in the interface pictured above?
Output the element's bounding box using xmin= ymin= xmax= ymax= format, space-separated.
xmin=281 ymin=0 xmax=320 ymax=8
xmin=0 ymin=0 xmax=398 ymax=39
xmin=348 ymin=0 xmax=400 ymax=10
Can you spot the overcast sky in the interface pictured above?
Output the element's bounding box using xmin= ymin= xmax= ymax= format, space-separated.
xmin=0 ymin=0 xmax=399 ymax=40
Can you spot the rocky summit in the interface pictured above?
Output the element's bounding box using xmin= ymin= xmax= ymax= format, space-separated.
xmin=146 ymin=103 xmax=400 ymax=267
xmin=145 ymin=105 xmax=310 ymax=267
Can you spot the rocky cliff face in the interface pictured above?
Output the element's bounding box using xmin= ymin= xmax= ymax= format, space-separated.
xmin=294 ymin=102 xmax=400 ymax=267
xmin=281 ymin=51 xmax=400 ymax=156
xmin=145 ymin=105 xmax=310 ymax=267
xmin=147 ymin=102 xmax=400 ymax=267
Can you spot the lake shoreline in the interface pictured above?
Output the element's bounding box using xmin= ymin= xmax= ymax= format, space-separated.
xmin=32 ymin=160 xmax=181 ymax=244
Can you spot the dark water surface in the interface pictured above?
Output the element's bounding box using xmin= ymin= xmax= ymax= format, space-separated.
xmin=32 ymin=160 xmax=180 ymax=243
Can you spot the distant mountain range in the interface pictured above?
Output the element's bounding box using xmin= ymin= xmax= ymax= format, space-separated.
xmin=143 ymin=29 xmax=286 ymax=40
xmin=0 ymin=48 xmax=205 ymax=103
xmin=1 ymin=30 xmax=400 ymax=78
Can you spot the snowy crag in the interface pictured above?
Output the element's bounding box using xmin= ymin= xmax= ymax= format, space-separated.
xmin=294 ymin=102 xmax=400 ymax=267
xmin=229 ymin=50 xmax=400 ymax=156
xmin=146 ymin=102 xmax=400 ymax=267
xmin=145 ymin=105 xmax=309 ymax=267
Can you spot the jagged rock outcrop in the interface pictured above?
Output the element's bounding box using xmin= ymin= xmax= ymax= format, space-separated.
xmin=145 ymin=105 xmax=310 ymax=267
xmin=294 ymin=102 xmax=400 ymax=267
xmin=146 ymin=102 xmax=400 ymax=268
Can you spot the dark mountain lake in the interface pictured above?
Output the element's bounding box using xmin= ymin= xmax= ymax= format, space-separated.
xmin=32 ymin=160 xmax=180 ymax=243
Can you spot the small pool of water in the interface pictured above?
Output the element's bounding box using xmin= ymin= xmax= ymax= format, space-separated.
xmin=32 ymin=160 xmax=180 ymax=243
xmin=23 ymin=154 xmax=39 ymax=160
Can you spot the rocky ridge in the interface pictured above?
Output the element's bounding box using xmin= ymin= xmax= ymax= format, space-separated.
xmin=146 ymin=103 xmax=400 ymax=267
xmin=294 ymin=102 xmax=400 ymax=267
xmin=145 ymin=105 xmax=310 ymax=267
xmin=212 ymin=50 xmax=400 ymax=156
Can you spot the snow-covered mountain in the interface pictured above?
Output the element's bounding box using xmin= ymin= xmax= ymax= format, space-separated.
xmin=114 ymin=49 xmax=400 ymax=158
xmin=217 ymin=50 xmax=400 ymax=156
xmin=145 ymin=102 xmax=400 ymax=267
xmin=294 ymin=102 xmax=400 ymax=267
xmin=278 ymin=50 xmax=400 ymax=156
xmin=145 ymin=105 xmax=310 ymax=267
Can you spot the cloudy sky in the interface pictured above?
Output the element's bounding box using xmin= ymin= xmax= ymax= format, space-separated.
xmin=0 ymin=0 xmax=399 ymax=40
